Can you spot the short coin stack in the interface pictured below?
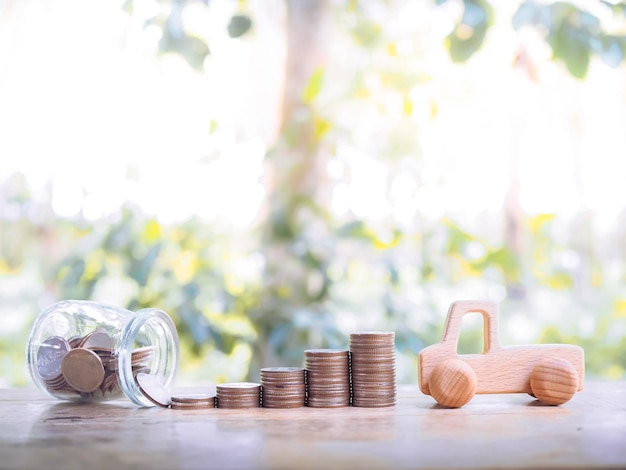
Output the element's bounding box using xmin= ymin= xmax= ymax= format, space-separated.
xmin=37 ymin=331 xmax=154 ymax=400
xmin=260 ymin=367 xmax=306 ymax=408
xmin=216 ymin=382 xmax=261 ymax=409
xmin=349 ymin=332 xmax=396 ymax=407
xmin=304 ymin=349 xmax=351 ymax=408
xmin=170 ymin=393 xmax=216 ymax=410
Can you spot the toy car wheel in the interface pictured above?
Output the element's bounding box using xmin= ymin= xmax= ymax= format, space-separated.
xmin=429 ymin=358 xmax=477 ymax=408
xmin=530 ymin=357 xmax=578 ymax=405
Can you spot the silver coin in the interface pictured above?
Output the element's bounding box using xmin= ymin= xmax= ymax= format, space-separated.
xmin=37 ymin=336 xmax=71 ymax=381
xmin=217 ymin=382 xmax=261 ymax=390
xmin=170 ymin=393 xmax=216 ymax=404
xmin=80 ymin=330 xmax=114 ymax=349
xmin=136 ymin=372 xmax=172 ymax=407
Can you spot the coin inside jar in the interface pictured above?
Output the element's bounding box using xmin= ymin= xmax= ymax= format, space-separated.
xmin=37 ymin=336 xmax=71 ymax=382
xmin=61 ymin=348 xmax=106 ymax=393
xmin=79 ymin=329 xmax=115 ymax=349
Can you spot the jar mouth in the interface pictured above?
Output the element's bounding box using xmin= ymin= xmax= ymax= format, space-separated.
xmin=117 ymin=308 xmax=179 ymax=406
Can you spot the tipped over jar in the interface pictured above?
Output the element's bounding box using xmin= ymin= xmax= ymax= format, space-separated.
xmin=26 ymin=300 xmax=179 ymax=407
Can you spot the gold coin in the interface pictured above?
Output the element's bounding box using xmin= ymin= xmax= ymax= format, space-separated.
xmin=61 ymin=348 xmax=105 ymax=393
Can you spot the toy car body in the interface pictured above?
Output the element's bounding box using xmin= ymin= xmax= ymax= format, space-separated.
xmin=418 ymin=300 xmax=584 ymax=407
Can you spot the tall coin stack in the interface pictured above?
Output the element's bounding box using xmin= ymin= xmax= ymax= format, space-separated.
xmin=216 ymin=382 xmax=261 ymax=409
xmin=304 ymin=349 xmax=351 ymax=408
xmin=349 ymin=332 xmax=396 ymax=407
xmin=260 ymin=367 xmax=306 ymax=408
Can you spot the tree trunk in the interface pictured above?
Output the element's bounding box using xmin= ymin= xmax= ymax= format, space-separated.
xmin=249 ymin=0 xmax=330 ymax=378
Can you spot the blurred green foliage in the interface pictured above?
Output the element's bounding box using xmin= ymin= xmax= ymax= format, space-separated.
xmin=2 ymin=0 xmax=626 ymax=387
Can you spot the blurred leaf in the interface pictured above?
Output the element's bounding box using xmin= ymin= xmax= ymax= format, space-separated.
xmin=444 ymin=219 xmax=475 ymax=255
xmin=472 ymin=246 xmax=521 ymax=283
xmin=103 ymin=214 xmax=133 ymax=251
xmin=227 ymin=15 xmax=252 ymax=38
xmin=402 ymin=94 xmax=413 ymax=115
xmin=446 ymin=0 xmax=493 ymax=62
xmin=544 ymin=271 xmax=573 ymax=289
xmin=600 ymin=1 xmax=626 ymax=16
xmin=302 ymin=68 xmax=324 ymax=104
xmin=179 ymin=304 xmax=212 ymax=348
xmin=513 ymin=0 xmax=542 ymax=30
xmin=58 ymin=258 xmax=85 ymax=286
xmin=130 ymin=244 xmax=161 ymax=286
xmin=598 ymin=34 xmax=625 ymax=67
xmin=269 ymin=323 xmax=291 ymax=353
xmin=613 ymin=299 xmax=626 ymax=318
xmin=529 ymin=213 xmax=555 ymax=233
xmin=211 ymin=314 xmax=257 ymax=341
xmin=172 ymin=251 xmax=198 ymax=284
xmin=121 ymin=0 xmax=133 ymax=15
xmin=269 ymin=208 xmax=297 ymax=241
xmin=142 ymin=219 xmax=161 ymax=244
xmin=159 ymin=31 xmax=210 ymax=71
xmin=313 ymin=115 xmax=331 ymax=141
xmin=548 ymin=20 xmax=591 ymax=78
xmin=335 ymin=220 xmax=376 ymax=242
xmin=513 ymin=1 xmax=624 ymax=78
xmin=351 ymin=19 xmax=382 ymax=48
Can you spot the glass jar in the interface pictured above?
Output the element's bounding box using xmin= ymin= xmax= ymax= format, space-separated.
xmin=26 ymin=300 xmax=179 ymax=407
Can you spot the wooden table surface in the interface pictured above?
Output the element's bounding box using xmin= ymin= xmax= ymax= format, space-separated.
xmin=1 ymin=382 xmax=624 ymax=470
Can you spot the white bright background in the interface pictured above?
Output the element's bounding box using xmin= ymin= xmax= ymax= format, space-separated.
xmin=2 ymin=0 xmax=625 ymax=228
xmin=1 ymin=0 xmax=626 ymax=385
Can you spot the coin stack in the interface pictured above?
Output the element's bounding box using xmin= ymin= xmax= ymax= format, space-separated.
xmin=170 ymin=393 xmax=216 ymax=410
xmin=260 ymin=367 xmax=306 ymax=408
xmin=349 ymin=332 xmax=396 ymax=407
xmin=36 ymin=330 xmax=154 ymax=400
xmin=216 ymin=382 xmax=261 ymax=409
xmin=304 ymin=349 xmax=351 ymax=408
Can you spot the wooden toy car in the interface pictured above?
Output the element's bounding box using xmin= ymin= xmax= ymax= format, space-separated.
xmin=418 ymin=300 xmax=584 ymax=408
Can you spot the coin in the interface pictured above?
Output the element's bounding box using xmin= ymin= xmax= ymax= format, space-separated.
xmin=260 ymin=368 xmax=306 ymax=408
xmin=216 ymin=382 xmax=261 ymax=408
xmin=171 ymin=401 xmax=215 ymax=410
xmin=38 ymin=331 xmax=158 ymax=402
xmin=350 ymin=331 xmax=396 ymax=407
xmin=260 ymin=366 xmax=305 ymax=373
xmin=305 ymin=348 xmax=349 ymax=354
xmin=61 ymin=348 xmax=106 ymax=393
xmin=171 ymin=393 xmax=216 ymax=404
xmin=37 ymin=336 xmax=71 ymax=381
xmin=80 ymin=329 xmax=114 ymax=349
xmin=217 ymin=382 xmax=262 ymax=390
xmin=67 ymin=336 xmax=83 ymax=349
xmin=170 ymin=393 xmax=215 ymax=410
xmin=305 ymin=347 xmax=351 ymax=408
xmin=136 ymin=372 xmax=172 ymax=407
